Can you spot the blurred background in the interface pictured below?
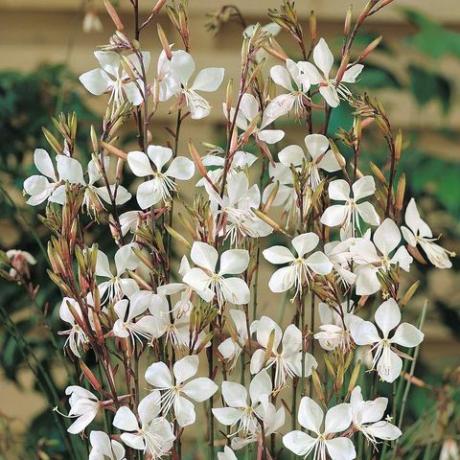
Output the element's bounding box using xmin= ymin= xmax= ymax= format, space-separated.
xmin=0 ymin=0 xmax=459 ymax=458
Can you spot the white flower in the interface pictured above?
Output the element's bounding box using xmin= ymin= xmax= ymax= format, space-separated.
xmin=243 ymin=22 xmax=281 ymax=63
xmin=227 ymin=93 xmax=285 ymax=145
xmin=350 ymin=298 xmax=424 ymax=383
xmin=320 ymin=176 xmax=380 ymax=235
xmin=324 ymin=239 xmax=357 ymax=286
xmin=231 ymin=397 xmax=285 ymax=450
xmin=250 ymin=316 xmax=317 ymax=388
xmin=263 ymin=233 xmax=332 ymax=295
xmin=156 ymin=48 xmax=181 ymax=102
xmin=351 ymin=219 xmax=413 ymax=295
xmin=440 ymin=438 xmax=460 ymax=460
xmin=112 ymin=291 xmax=159 ymax=343
xmin=196 ymin=149 xmax=257 ymax=187
xmin=6 ymin=249 xmax=36 ymax=277
xmin=145 ymin=355 xmax=218 ymax=427
xmin=113 ymin=392 xmax=175 ymax=458
xmin=96 ymin=245 xmax=139 ymax=302
xmin=275 ymin=134 xmax=343 ymax=189
xmin=23 ymin=149 xmax=66 ymax=206
xmin=89 ymin=431 xmax=126 ymax=460
xmin=205 ymin=172 xmax=272 ymax=245
xmin=59 ymin=297 xmax=90 ymax=358
xmin=401 ymin=198 xmax=454 ymax=269
xmin=301 ymin=38 xmax=363 ymax=107
xmin=283 ymin=397 xmax=355 ymax=460
xmin=127 ymin=145 xmax=195 ymax=209
xmin=79 ymin=51 xmax=150 ymax=108
xmin=350 ymin=386 xmax=401 ymax=445
xmin=65 ymin=385 xmax=99 ymax=434
xmin=183 ymin=242 xmax=250 ymax=306
xmin=265 ymin=59 xmax=311 ymax=122
xmin=314 ymin=301 xmax=362 ymax=352
xmin=168 ymin=51 xmax=225 ymax=119
xmin=217 ymin=446 xmax=238 ymax=460
xmin=218 ymin=309 xmax=249 ymax=370
xmin=212 ymin=371 xmax=272 ymax=436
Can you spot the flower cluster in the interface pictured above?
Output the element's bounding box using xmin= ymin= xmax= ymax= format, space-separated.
xmin=14 ymin=1 xmax=455 ymax=459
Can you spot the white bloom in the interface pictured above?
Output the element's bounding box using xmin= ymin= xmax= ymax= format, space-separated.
xmin=168 ymin=51 xmax=225 ymax=119
xmin=276 ymin=134 xmax=343 ymax=189
xmin=23 ymin=149 xmax=66 ymax=206
xmin=263 ymin=232 xmax=332 ymax=295
xmin=59 ymin=297 xmax=90 ymax=358
xmin=65 ymin=385 xmax=99 ymax=434
xmin=183 ymin=242 xmax=250 ymax=306
xmin=231 ymin=396 xmax=285 ymax=450
xmin=301 ymin=38 xmax=363 ymax=107
xmin=350 ymin=298 xmax=424 ymax=383
xmin=127 ymin=145 xmax=195 ymax=209
xmin=113 ymin=392 xmax=175 ymax=458
xmin=205 ymin=172 xmax=272 ymax=245
xmin=227 ymin=93 xmax=285 ymax=145
xmin=112 ymin=291 xmax=159 ymax=343
xmin=265 ymin=59 xmax=311 ymax=122
xmin=79 ymin=51 xmax=150 ymax=108
xmin=145 ymin=355 xmax=218 ymax=427
xmin=212 ymin=371 xmax=272 ymax=436
xmin=440 ymin=438 xmax=460 ymax=460
xmin=96 ymin=245 xmax=139 ymax=302
xmin=89 ymin=431 xmax=126 ymax=460
xmin=314 ymin=301 xmax=361 ymax=352
xmin=401 ymin=198 xmax=454 ymax=269
xmin=320 ymin=176 xmax=380 ymax=235
xmin=324 ymin=239 xmax=357 ymax=286
xmin=243 ymin=22 xmax=281 ymax=63
xmin=156 ymin=48 xmax=181 ymax=102
xmin=283 ymin=397 xmax=355 ymax=460
xmin=350 ymin=386 xmax=401 ymax=445
xmin=6 ymin=249 xmax=36 ymax=277
xmin=218 ymin=309 xmax=249 ymax=370
xmin=351 ymin=219 xmax=413 ymax=295
xmin=250 ymin=316 xmax=317 ymax=388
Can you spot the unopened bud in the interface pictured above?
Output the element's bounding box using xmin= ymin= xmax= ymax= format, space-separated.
xmin=103 ymin=0 xmax=124 ymax=31
xmin=157 ymin=24 xmax=172 ymax=60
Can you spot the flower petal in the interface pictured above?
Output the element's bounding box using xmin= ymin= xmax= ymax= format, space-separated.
xmin=146 ymin=145 xmax=173 ymax=171
xmin=113 ymin=406 xmax=139 ymax=432
xmin=351 ymin=320 xmax=380 ymax=346
xmin=305 ymin=251 xmax=333 ymax=275
xmin=375 ymin=299 xmax=401 ymax=338
xmin=325 ymin=437 xmax=356 ymax=460
xmin=298 ymin=396 xmax=323 ymax=433
xmin=325 ymin=403 xmax=352 ymax=434
xmin=392 ymin=323 xmax=424 ymax=348
xmin=270 ymin=64 xmax=293 ymax=91
xmin=145 ymin=361 xmax=173 ymax=388
xmin=136 ymin=179 xmax=162 ymax=209
xmin=192 ymin=67 xmax=225 ymax=92
xmin=352 ymin=176 xmax=375 ymax=200
xmin=268 ymin=266 xmax=295 ymax=293
xmin=221 ymin=381 xmax=247 ymax=408
xmin=221 ymin=277 xmax=250 ymax=305
xmin=292 ymin=232 xmax=319 ymax=258
xmin=173 ymin=355 xmax=199 ymax=383
xmin=219 ymin=249 xmax=249 ymax=275
xmin=79 ymin=68 xmax=110 ymax=95
xmin=174 ymin=395 xmax=196 ymax=427
xmin=342 ymin=64 xmax=364 ymax=83
xmin=34 ymin=149 xmax=56 ymax=180
xmin=329 ymin=179 xmax=350 ymax=201
xmin=249 ymin=370 xmax=272 ymax=405
xmin=374 ymin=218 xmax=401 ymax=255
xmin=313 ymin=38 xmax=334 ymax=77
xmin=283 ymin=430 xmax=317 ymax=456
xmin=278 ymin=145 xmax=304 ymax=167
xmin=304 ymin=134 xmax=330 ymax=161
xmin=170 ymin=50 xmax=195 ymax=85
xmin=166 ymin=156 xmax=195 ymax=180
xmin=183 ymin=377 xmax=218 ymax=402
xmin=263 ymin=246 xmax=295 ymax=265
xmin=190 ymin=241 xmax=218 ymax=272
xmin=319 ymin=85 xmax=340 ymax=107
xmin=127 ymin=151 xmax=154 ymax=177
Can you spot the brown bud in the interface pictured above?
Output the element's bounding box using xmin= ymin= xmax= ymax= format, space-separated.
xmin=103 ymin=0 xmax=124 ymax=31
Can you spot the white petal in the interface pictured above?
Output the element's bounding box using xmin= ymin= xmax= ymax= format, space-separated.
xmin=313 ymin=38 xmax=334 ymax=77
xmin=192 ymin=67 xmax=225 ymax=92
xmin=212 ymin=407 xmax=242 ymax=426
xmin=355 ymin=267 xmax=380 ymax=296
xmin=170 ymin=50 xmax=195 ymax=85
xmin=268 ymin=266 xmax=295 ymax=293
xmin=79 ymin=68 xmax=110 ymax=95
xmin=366 ymin=421 xmax=401 ymax=441
xmin=322 ymin=203 xmax=350 ymax=227
xmin=255 ymin=316 xmax=282 ymax=350
xmin=374 ymin=218 xmax=401 ymax=255
xmin=57 ymin=156 xmax=85 ymax=184
xmin=351 ymin=320 xmax=380 ymax=346
xmin=292 ymin=232 xmax=319 ymax=258
xmin=305 ymin=251 xmax=333 ymax=275
xmin=67 ymin=412 xmax=96 ymax=434
xmin=239 ymin=93 xmax=259 ymax=121
xmin=283 ymin=431 xmax=317 ymax=456
xmin=318 ymin=150 xmax=342 ymax=172
xmin=219 ymin=249 xmax=249 ymax=275
xmin=278 ymin=144 xmax=304 ymax=167
xmin=263 ymin=246 xmax=295 ymax=265
xmin=342 ymin=64 xmax=364 ymax=83
xmin=183 ymin=377 xmax=218 ymax=403
xmin=146 ymin=145 xmax=173 ymax=171
xmin=263 ymin=94 xmax=295 ymax=124
xmin=325 ymin=437 xmax=356 ymax=460
xmin=34 ymin=149 xmax=56 ymax=180
xmin=221 ymin=381 xmax=247 ymax=408
xmin=174 ymin=395 xmax=196 ymax=427
xmin=221 ymin=277 xmax=250 ymax=305
xmin=325 ymin=403 xmax=352 ymax=434
xmin=352 ymin=176 xmax=375 ymax=200
xmin=138 ymin=391 xmax=161 ymax=425
xmin=120 ymin=433 xmax=145 ymax=451
xmin=249 ymin=370 xmax=272 ymax=404
xmin=357 ymin=202 xmax=380 ymax=226
xmin=173 ymin=355 xmax=199 ymax=383
xmin=375 ymin=299 xmax=401 ymax=338
xmin=270 ymin=64 xmax=293 ymax=91
xmin=136 ymin=179 xmax=162 ymax=209
xmin=257 ymin=129 xmax=285 ymax=144
xmin=124 ymin=81 xmax=143 ymax=106
xmin=304 ymin=134 xmax=330 ymax=161
xmin=298 ymin=396 xmax=323 ymax=433
xmin=190 ymin=241 xmax=218 ymax=272
xmin=166 ymin=156 xmax=195 ymax=180
xmin=183 ymin=268 xmax=213 ymax=301
xmin=145 ymin=361 xmax=173 ymax=388
xmin=392 ymin=323 xmax=424 ymax=348
xmin=250 ymin=349 xmax=266 ymax=374
xmin=377 ymin=347 xmax=402 ymax=383
xmin=95 ymin=250 xmax=112 ymax=278
xmin=329 ymin=179 xmax=350 ymax=201
xmin=320 ymin=85 xmax=340 ymax=107
xmin=113 ymin=406 xmax=139 ymax=432
xmin=127 ymin=151 xmax=154 ymax=177
xmin=298 ymin=61 xmax=323 ymax=85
